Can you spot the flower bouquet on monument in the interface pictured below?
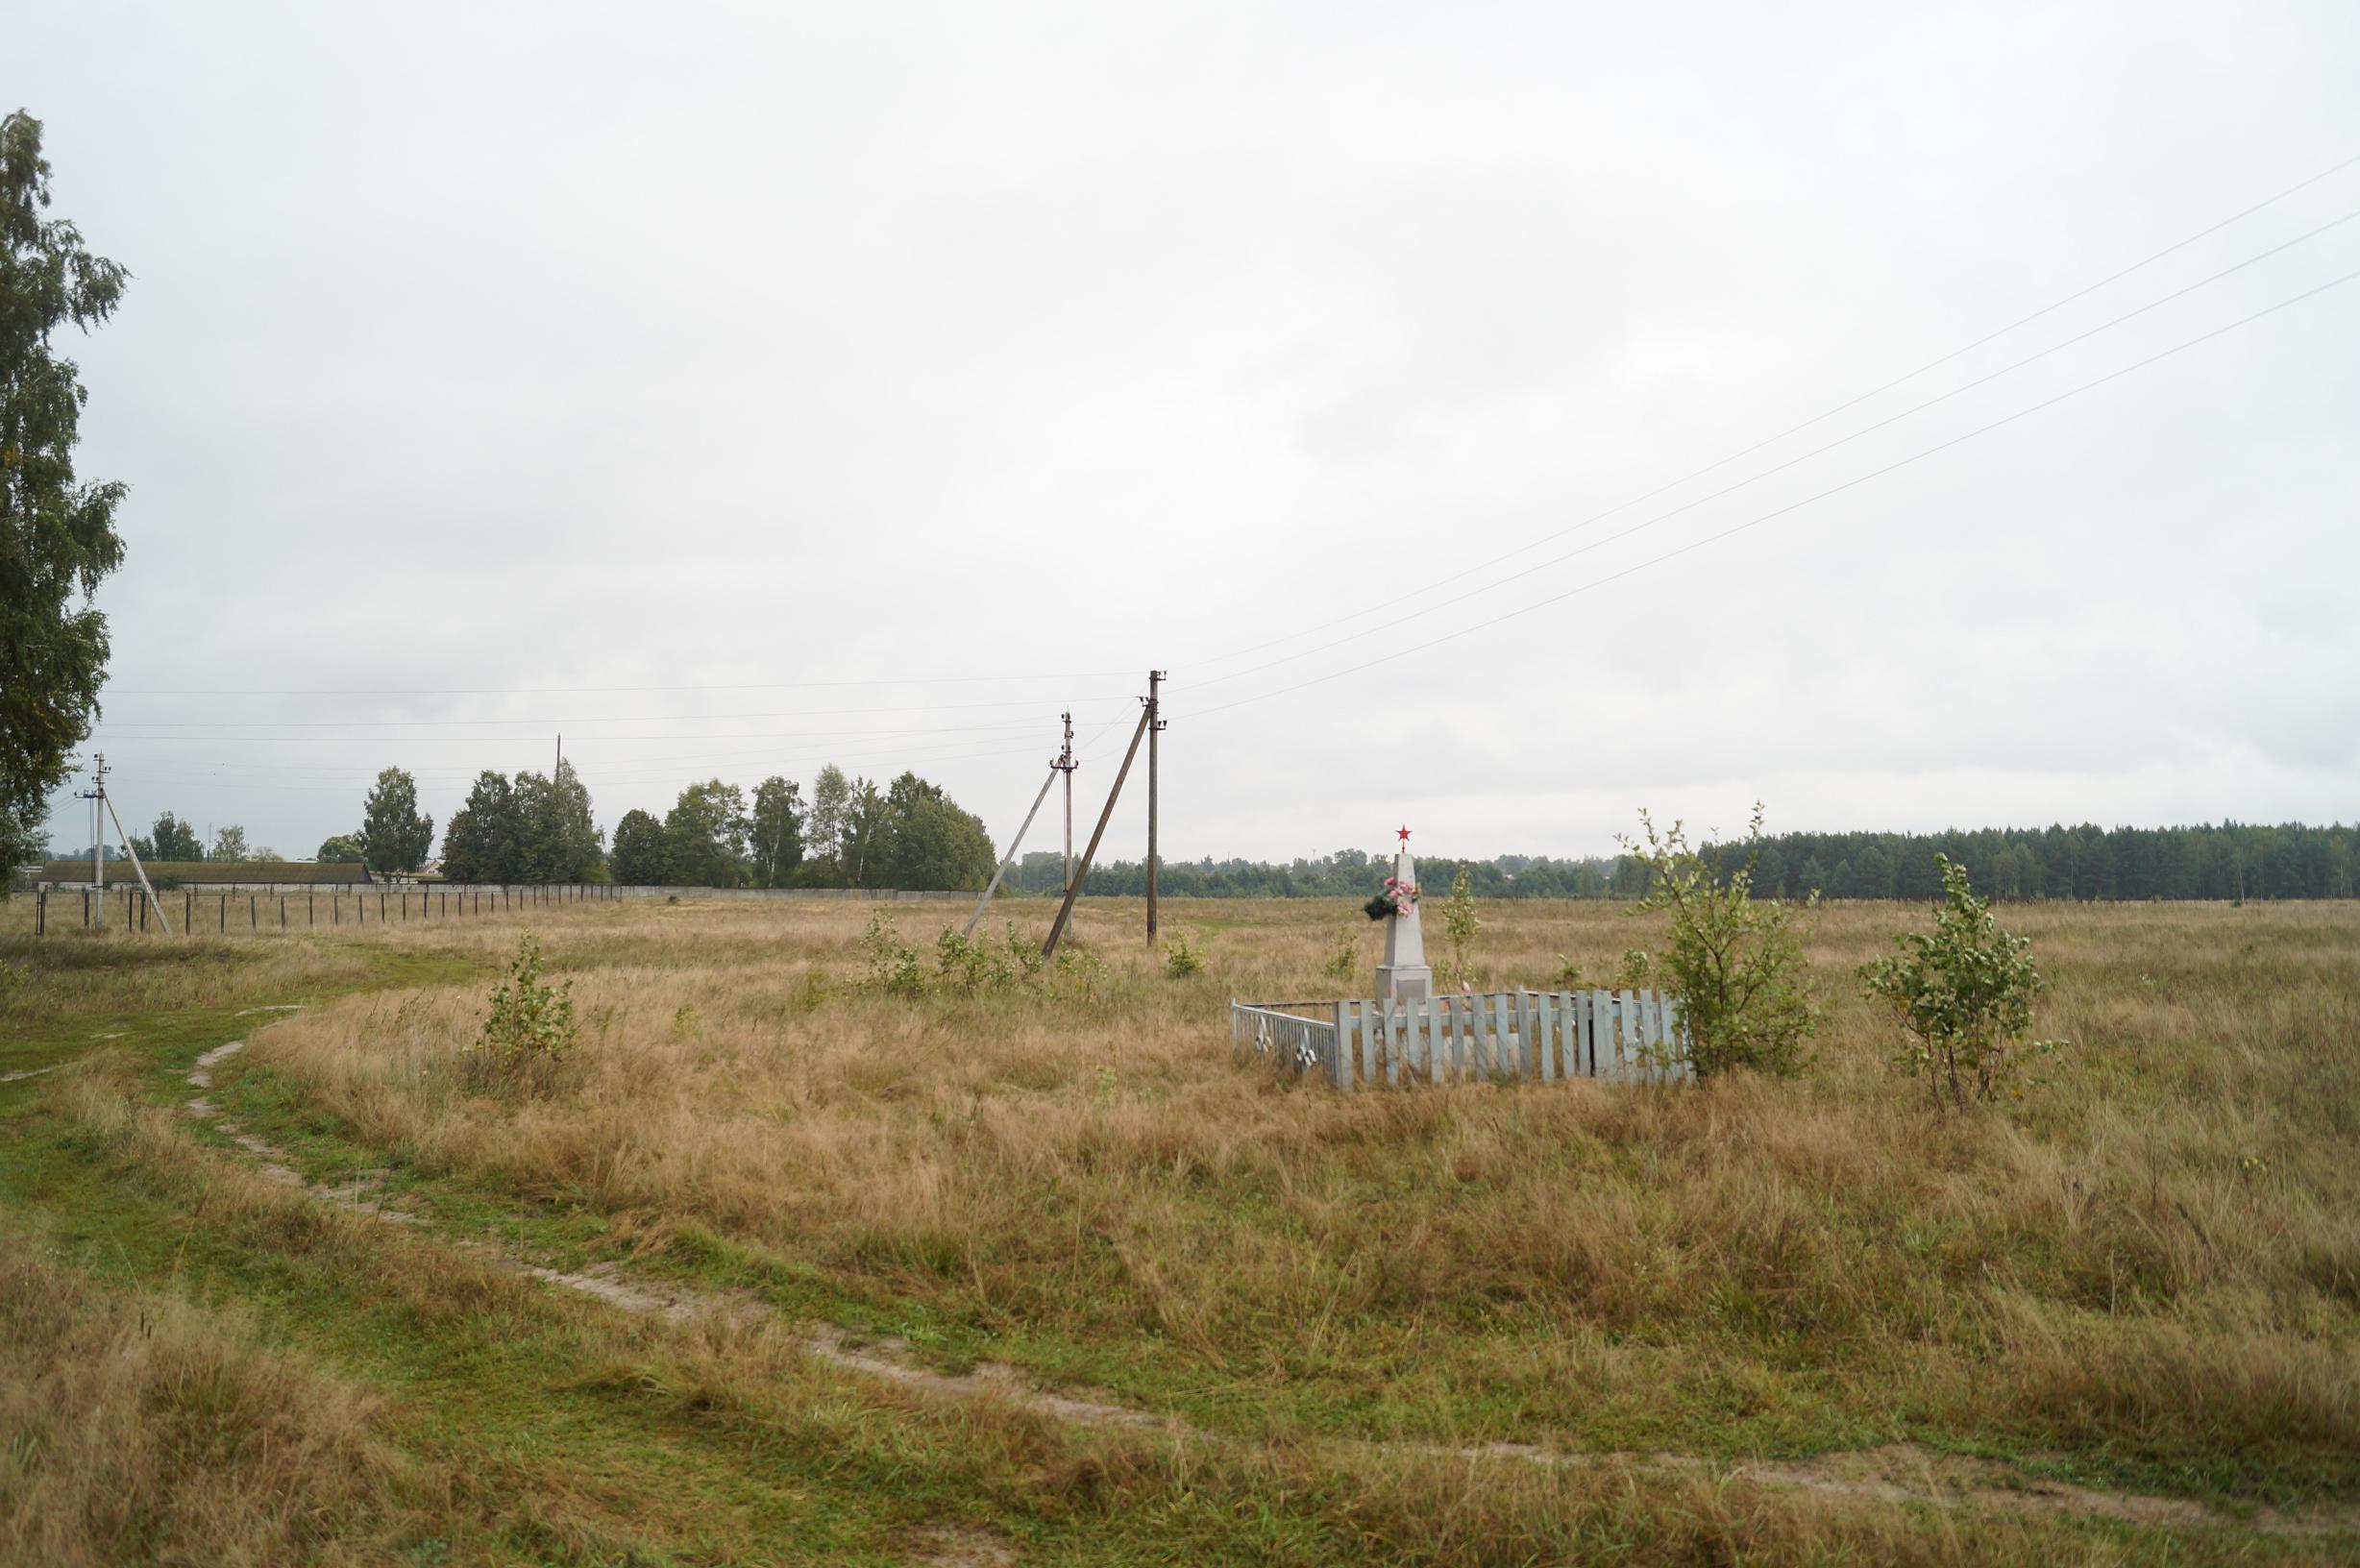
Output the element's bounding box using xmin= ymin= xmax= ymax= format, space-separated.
xmin=1364 ymin=875 xmax=1419 ymax=922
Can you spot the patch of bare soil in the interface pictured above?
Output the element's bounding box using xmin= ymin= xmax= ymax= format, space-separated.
xmin=804 ymin=1325 xmax=1180 ymax=1433
xmin=1729 ymin=1444 xmax=2218 ymax=1530
xmin=899 ymin=1522 xmax=1020 ymax=1566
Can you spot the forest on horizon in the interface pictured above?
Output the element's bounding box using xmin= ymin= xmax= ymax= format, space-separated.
xmin=1014 ymin=820 xmax=2359 ymax=902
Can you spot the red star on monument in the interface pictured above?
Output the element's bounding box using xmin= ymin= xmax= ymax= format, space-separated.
xmin=1396 ymin=825 xmax=1412 ymax=845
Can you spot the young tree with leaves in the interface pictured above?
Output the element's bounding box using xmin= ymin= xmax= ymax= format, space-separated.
xmin=357 ymin=766 xmax=433 ymax=874
xmin=1861 ymin=856 xmax=2064 ymax=1110
xmin=1621 ymin=804 xmax=1818 ymax=1078
xmin=209 ymin=824 xmax=251 ymax=862
xmin=0 ymin=112 xmax=129 ymax=881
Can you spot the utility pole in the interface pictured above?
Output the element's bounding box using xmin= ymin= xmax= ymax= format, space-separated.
xmin=1144 ymin=671 xmax=1165 ymax=944
xmin=79 ymin=753 xmax=106 ymax=888
xmin=1043 ymin=699 xmax=1153 ymax=962
xmin=1053 ymin=711 xmax=1076 ymax=898
xmin=555 ymin=733 xmax=562 ymax=779
xmin=81 ymin=754 xmax=170 ymax=933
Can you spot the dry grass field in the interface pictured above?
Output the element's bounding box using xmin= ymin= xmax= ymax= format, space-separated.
xmin=2 ymin=892 xmax=2355 ymax=1565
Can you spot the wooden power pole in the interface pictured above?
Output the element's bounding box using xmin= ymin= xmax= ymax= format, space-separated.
xmin=1042 ymin=697 xmax=1152 ymax=962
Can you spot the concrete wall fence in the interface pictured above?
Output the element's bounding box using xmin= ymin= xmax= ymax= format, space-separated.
xmin=17 ymin=880 xmax=970 ymax=936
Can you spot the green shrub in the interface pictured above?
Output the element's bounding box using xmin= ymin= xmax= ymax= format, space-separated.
xmin=1321 ymin=925 xmax=1360 ymax=982
xmin=1439 ymin=862 xmax=1481 ymax=986
xmin=1055 ymin=943 xmax=1106 ymax=1003
xmin=860 ymin=911 xmax=925 ymax=997
xmin=469 ymin=934 xmax=577 ymax=1090
xmin=1621 ymin=805 xmax=1818 ymax=1078
xmin=1004 ymin=922 xmax=1045 ymax=982
xmin=936 ymin=926 xmax=1016 ymax=994
xmin=1861 ymin=855 xmax=2066 ymax=1110
xmin=1163 ymin=933 xmax=1204 ymax=978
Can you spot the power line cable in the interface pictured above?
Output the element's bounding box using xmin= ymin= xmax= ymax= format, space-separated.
xmin=110 ymin=671 xmax=1135 ymax=698
xmin=1183 ymin=150 xmax=2360 ymax=674
xmin=1186 ymin=207 xmax=2360 ymax=693
xmin=1176 ymin=264 xmax=2360 ymax=723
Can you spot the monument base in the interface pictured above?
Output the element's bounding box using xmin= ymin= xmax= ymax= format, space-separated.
xmin=1377 ymin=964 xmax=1432 ymax=1005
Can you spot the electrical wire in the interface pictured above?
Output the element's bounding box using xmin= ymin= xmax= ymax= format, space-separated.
xmin=1175 ymin=263 xmax=2360 ymax=723
xmin=1182 ymin=151 xmax=2360 ymax=675
xmin=1184 ymin=207 xmax=2360 ymax=694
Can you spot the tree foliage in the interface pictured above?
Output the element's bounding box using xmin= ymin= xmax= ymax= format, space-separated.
xmin=1861 ymin=855 xmax=2063 ymax=1110
xmin=0 ymin=112 xmax=129 ymax=879
xmin=609 ymin=808 xmax=667 ymax=886
xmin=135 ymin=811 xmax=203 ymax=862
xmin=749 ymin=775 xmax=804 ymax=888
xmin=1621 ymin=805 xmax=1818 ymax=1079
xmin=870 ymin=772 xmax=994 ymax=893
xmin=439 ymin=771 xmax=521 ymax=883
xmin=807 ymin=765 xmax=850 ymax=878
xmin=513 ymin=760 xmax=602 ymax=882
xmin=997 ymin=821 xmax=2360 ymax=903
xmin=315 ymin=832 xmax=364 ymax=865
xmin=439 ymin=763 xmax=602 ymax=882
xmin=356 ymin=767 xmax=433 ymax=875
xmin=662 ymin=779 xmax=750 ymax=888
xmin=209 ymin=824 xmax=251 ymax=862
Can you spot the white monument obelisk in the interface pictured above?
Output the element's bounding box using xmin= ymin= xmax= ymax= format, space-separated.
xmin=1376 ymin=825 xmax=1432 ymax=1004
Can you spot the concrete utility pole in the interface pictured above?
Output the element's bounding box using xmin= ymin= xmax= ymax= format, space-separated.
xmin=79 ymin=753 xmax=106 ymax=888
xmin=80 ymin=755 xmax=170 ymax=933
xmin=1054 ymin=711 xmax=1077 ymax=899
xmin=1144 ymin=671 xmax=1165 ymax=944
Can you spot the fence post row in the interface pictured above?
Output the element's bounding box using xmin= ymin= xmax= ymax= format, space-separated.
xmin=27 ymin=880 xmax=624 ymax=937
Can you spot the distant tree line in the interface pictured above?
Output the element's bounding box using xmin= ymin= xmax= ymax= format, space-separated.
xmin=608 ymin=764 xmax=995 ymax=891
xmin=1004 ymin=821 xmax=2360 ymax=902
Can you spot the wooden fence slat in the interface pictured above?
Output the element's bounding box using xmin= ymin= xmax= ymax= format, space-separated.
xmin=1232 ymin=991 xmax=1686 ymax=1093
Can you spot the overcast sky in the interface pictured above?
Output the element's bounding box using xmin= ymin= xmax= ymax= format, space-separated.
xmin=23 ymin=0 xmax=2360 ymax=867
